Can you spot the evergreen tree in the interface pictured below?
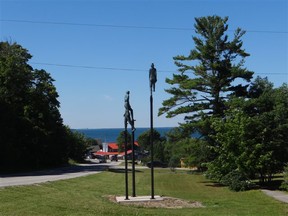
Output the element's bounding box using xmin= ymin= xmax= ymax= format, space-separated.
xmin=159 ymin=16 xmax=253 ymax=135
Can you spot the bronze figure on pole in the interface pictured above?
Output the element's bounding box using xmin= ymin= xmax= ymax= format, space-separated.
xmin=124 ymin=90 xmax=136 ymax=198
xmin=149 ymin=63 xmax=157 ymax=199
xmin=149 ymin=63 xmax=157 ymax=93
xmin=124 ymin=91 xmax=135 ymax=131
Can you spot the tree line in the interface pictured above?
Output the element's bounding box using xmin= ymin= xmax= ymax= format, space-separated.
xmin=0 ymin=42 xmax=90 ymax=172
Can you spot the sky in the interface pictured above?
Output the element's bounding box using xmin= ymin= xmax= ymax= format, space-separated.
xmin=0 ymin=0 xmax=287 ymax=129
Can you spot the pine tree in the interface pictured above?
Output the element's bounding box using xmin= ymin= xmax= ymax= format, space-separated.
xmin=159 ymin=16 xmax=254 ymax=133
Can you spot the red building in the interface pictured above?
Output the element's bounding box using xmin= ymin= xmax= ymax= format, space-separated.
xmin=93 ymin=142 xmax=139 ymax=158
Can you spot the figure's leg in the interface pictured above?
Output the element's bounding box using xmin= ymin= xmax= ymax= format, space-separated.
xmin=128 ymin=112 xmax=136 ymax=131
xmin=124 ymin=115 xmax=128 ymax=128
xmin=130 ymin=108 xmax=134 ymax=120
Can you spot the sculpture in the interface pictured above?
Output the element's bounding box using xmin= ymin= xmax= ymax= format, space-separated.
xmin=149 ymin=63 xmax=157 ymax=92
xmin=124 ymin=91 xmax=135 ymax=131
xmin=123 ymin=90 xmax=136 ymax=198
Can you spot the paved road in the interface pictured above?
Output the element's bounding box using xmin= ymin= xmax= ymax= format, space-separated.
xmin=262 ymin=189 xmax=288 ymax=204
xmin=0 ymin=161 xmax=120 ymax=188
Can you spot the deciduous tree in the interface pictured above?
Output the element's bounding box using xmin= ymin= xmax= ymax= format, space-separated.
xmin=0 ymin=42 xmax=78 ymax=171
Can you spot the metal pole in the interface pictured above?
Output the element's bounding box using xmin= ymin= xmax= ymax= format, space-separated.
xmin=131 ymin=127 xmax=136 ymax=197
xmin=149 ymin=63 xmax=157 ymax=200
xmin=124 ymin=123 xmax=129 ymax=200
xmin=150 ymin=92 xmax=155 ymax=199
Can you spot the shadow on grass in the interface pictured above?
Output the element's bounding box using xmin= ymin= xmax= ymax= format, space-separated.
xmin=258 ymin=179 xmax=284 ymax=190
xmin=201 ymin=181 xmax=225 ymax=188
xmin=186 ymin=170 xmax=204 ymax=175
xmin=201 ymin=177 xmax=284 ymax=191
xmin=108 ymin=168 xmax=143 ymax=173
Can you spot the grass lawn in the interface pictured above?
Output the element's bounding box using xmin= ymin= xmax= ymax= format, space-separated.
xmin=0 ymin=169 xmax=287 ymax=216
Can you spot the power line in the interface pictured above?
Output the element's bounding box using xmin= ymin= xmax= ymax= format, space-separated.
xmin=30 ymin=62 xmax=287 ymax=75
xmin=31 ymin=62 xmax=145 ymax=72
xmin=1 ymin=19 xmax=287 ymax=34
xmin=31 ymin=62 xmax=170 ymax=73
xmin=0 ymin=19 xmax=196 ymax=31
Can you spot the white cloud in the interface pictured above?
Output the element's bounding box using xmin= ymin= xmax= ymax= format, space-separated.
xmin=103 ymin=95 xmax=114 ymax=101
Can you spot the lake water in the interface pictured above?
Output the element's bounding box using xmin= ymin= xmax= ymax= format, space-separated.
xmin=74 ymin=127 xmax=175 ymax=142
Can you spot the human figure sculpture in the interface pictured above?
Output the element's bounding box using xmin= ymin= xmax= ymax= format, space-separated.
xmin=149 ymin=63 xmax=157 ymax=92
xmin=124 ymin=91 xmax=135 ymax=131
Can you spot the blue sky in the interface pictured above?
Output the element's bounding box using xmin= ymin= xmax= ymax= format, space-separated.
xmin=1 ymin=0 xmax=287 ymax=129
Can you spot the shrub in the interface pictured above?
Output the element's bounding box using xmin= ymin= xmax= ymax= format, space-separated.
xmin=221 ymin=170 xmax=254 ymax=192
xmin=169 ymin=156 xmax=179 ymax=172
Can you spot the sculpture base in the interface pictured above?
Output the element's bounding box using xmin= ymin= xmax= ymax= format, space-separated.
xmin=116 ymin=195 xmax=163 ymax=203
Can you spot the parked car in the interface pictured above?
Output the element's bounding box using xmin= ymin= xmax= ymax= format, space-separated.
xmin=111 ymin=155 xmax=118 ymax=162
xmin=95 ymin=155 xmax=107 ymax=163
xmin=146 ymin=161 xmax=167 ymax=168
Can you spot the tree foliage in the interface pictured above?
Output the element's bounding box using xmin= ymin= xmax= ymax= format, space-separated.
xmin=159 ymin=15 xmax=253 ymax=127
xmin=280 ymin=164 xmax=288 ymax=191
xmin=64 ymin=127 xmax=90 ymax=162
xmin=137 ymin=129 xmax=163 ymax=151
xmin=0 ymin=42 xmax=86 ymax=171
xmin=207 ymin=79 xmax=288 ymax=188
xmin=116 ymin=130 xmax=132 ymax=152
xmin=157 ymin=15 xmax=287 ymax=191
xmin=137 ymin=129 xmax=167 ymax=162
xmin=158 ymin=15 xmax=254 ymax=178
xmin=244 ymin=80 xmax=288 ymax=181
xmin=164 ymin=128 xmax=211 ymax=171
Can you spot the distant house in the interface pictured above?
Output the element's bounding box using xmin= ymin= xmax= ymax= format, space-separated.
xmin=93 ymin=142 xmax=139 ymax=159
xmin=108 ymin=143 xmax=118 ymax=153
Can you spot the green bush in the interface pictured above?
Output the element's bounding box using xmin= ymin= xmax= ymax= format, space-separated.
xmin=141 ymin=156 xmax=150 ymax=166
xmin=221 ymin=170 xmax=254 ymax=192
xmin=168 ymin=156 xmax=180 ymax=172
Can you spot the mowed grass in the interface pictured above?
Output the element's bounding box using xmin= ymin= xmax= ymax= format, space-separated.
xmin=0 ymin=169 xmax=287 ymax=216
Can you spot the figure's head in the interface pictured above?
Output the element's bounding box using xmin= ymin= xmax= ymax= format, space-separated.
xmin=151 ymin=63 xmax=154 ymax=68
xmin=126 ymin=91 xmax=130 ymax=95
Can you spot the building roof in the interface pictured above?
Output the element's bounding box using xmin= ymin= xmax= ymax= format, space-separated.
xmin=108 ymin=143 xmax=118 ymax=150
xmin=93 ymin=142 xmax=139 ymax=156
xmin=119 ymin=150 xmax=132 ymax=156
xmin=94 ymin=150 xmax=132 ymax=156
xmin=94 ymin=151 xmax=118 ymax=156
xmin=108 ymin=142 xmax=139 ymax=150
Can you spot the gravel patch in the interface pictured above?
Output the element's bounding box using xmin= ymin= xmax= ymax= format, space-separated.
xmin=106 ymin=195 xmax=204 ymax=209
